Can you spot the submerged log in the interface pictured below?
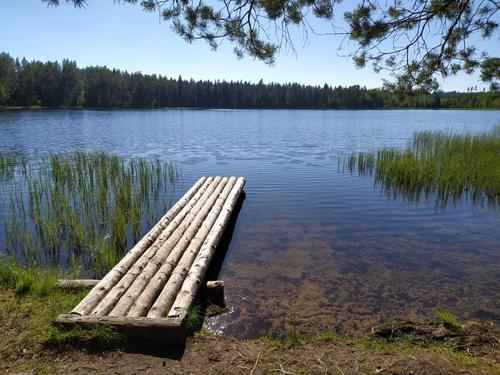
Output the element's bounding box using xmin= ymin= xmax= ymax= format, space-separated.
xmin=70 ymin=177 xmax=207 ymax=316
xmin=91 ymin=177 xmax=220 ymax=316
xmin=167 ymin=177 xmax=245 ymax=319
xmin=132 ymin=177 xmax=236 ymax=318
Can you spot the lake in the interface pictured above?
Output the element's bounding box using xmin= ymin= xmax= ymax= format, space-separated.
xmin=0 ymin=109 xmax=499 ymax=338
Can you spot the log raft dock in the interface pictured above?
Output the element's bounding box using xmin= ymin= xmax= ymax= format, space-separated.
xmin=56 ymin=176 xmax=245 ymax=341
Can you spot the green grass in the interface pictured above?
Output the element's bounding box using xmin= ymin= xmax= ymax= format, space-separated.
xmin=429 ymin=344 xmax=479 ymax=366
xmin=1 ymin=151 xmax=180 ymax=277
xmin=0 ymin=272 xmax=124 ymax=362
xmin=47 ymin=324 xmax=125 ymax=352
xmin=256 ymin=329 xmax=481 ymax=367
xmin=185 ymin=306 xmax=204 ymax=333
xmin=0 ymin=105 xmax=49 ymax=110
xmin=0 ymin=257 xmax=57 ymax=296
xmin=193 ymin=328 xmax=211 ymax=338
xmin=342 ymin=125 xmax=500 ymax=208
xmin=347 ymin=337 xmax=415 ymax=352
xmin=312 ymin=330 xmax=341 ymax=343
xmin=283 ymin=326 xmax=302 ymax=348
xmin=434 ymin=309 xmax=464 ymax=329
xmin=0 ymin=153 xmax=18 ymax=180
xmin=259 ymin=334 xmax=283 ymax=348
xmin=258 ymin=330 xmax=416 ymax=352
xmin=0 ymin=287 xmax=88 ymax=361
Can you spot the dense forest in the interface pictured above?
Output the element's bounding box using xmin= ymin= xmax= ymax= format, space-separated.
xmin=0 ymin=52 xmax=498 ymax=109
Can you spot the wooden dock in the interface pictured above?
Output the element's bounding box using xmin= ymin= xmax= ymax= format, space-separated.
xmin=56 ymin=176 xmax=245 ymax=341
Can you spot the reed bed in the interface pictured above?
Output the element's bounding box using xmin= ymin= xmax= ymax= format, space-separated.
xmin=342 ymin=126 xmax=500 ymax=208
xmin=0 ymin=152 xmax=27 ymax=181
xmin=0 ymin=151 xmax=180 ymax=278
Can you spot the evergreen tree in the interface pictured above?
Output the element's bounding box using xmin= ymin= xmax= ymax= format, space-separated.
xmin=0 ymin=52 xmax=498 ymax=110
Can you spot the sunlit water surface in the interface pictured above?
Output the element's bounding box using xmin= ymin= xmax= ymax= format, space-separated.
xmin=0 ymin=109 xmax=499 ymax=337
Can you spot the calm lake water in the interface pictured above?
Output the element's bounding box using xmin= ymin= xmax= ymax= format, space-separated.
xmin=0 ymin=109 xmax=499 ymax=338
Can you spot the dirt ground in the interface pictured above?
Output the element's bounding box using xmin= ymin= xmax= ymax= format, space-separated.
xmin=3 ymin=321 xmax=499 ymax=374
xmin=1 ymin=288 xmax=498 ymax=375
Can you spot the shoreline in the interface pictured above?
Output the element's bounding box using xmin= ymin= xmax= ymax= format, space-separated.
xmin=0 ymin=287 xmax=498 ymax=374
xmin=1 ymin=106 xmax=499 ymax=111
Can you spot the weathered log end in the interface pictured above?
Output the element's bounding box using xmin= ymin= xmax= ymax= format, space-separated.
xmin=205 ymin=280 xmax=224 ymax=306
xmin=55 ymin=314 xmax=186 ymax=343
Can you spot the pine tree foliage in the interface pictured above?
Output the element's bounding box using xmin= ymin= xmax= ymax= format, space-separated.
xmin=42 ymin=0 xmax=499 ymax=91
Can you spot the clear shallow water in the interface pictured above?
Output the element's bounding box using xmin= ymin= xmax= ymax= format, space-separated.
xmin=1 ymin=109 xmax=499 ymax=337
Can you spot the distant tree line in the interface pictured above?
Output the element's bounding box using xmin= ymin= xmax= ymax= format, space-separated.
xmin=379 ymin=90 xmax=500 ymax=109
xmin=0 ymin=52 xmax=498 ymax=110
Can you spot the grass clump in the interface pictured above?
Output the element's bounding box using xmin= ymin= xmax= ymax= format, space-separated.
xmin=47 ymin=325 xmax=125 ymax=352
xmin=347 ymin=337 xmax=415 ymax=353
xmin=193 ymin=328 xmax=211 ymax=338
xmin=185 ymin=306 xmax=204 ymax=334
xmin=259 ymin=334 xmax=283 ymax=348
xmin=0 ymin=152 xmax=27 ymax=180
xmin=343 ymin=125 xmax=500 ymax=208
xmin=166 ymin=303 xmax=205 ymax=335
xmin=0 ymin=257 xmax=57 ymax=296
xmin=434 ymin=309 xmax=464 ymax=329
xmin=429 ymin=344 xmax=479 ymax=366
xmin=284 ymin=326 xmax=302 ymax=348
xmin=312 ymin=330 xmax=341 ymax=343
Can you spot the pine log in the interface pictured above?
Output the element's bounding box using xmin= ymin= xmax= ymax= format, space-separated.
xmin=58 ymin=279 xmax=223 ymax=294
xmin=143 ymin=178 xmax=236 ymax=318
xmin=91 ymin=177 xmax=221 ymax=316
xmin=167 ymin=177 xmax=245 ymax=319
xmin=55 ymin=314 xmax=184 ymax=342
xmin=130 ymin=177 xmax=236 ymax=318
xmin=70 ymin=177 xmax=207 ymax=316
xmin=57 ymin=279 xmax=100 ymax=288
xmin=111 ymin=177 xmax=230 ymax=317
xmin=205 ymin=280 xmax=224 ymax=306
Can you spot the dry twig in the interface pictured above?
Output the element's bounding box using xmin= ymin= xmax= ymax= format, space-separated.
xmin=250 ymin=352 xmax=261 ymax=375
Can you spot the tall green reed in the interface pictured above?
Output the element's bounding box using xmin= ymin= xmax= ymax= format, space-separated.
xmin=1 ymin=151 xmax=180 ymax=277
xmin=0 ymin=153 xmax=27 ymax=180
xmin=342 ymin=125 xmax=500 ymax=208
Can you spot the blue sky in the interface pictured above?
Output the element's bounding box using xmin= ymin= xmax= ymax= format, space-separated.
xmin=1 ymin=0 xmax=498 ymax=90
